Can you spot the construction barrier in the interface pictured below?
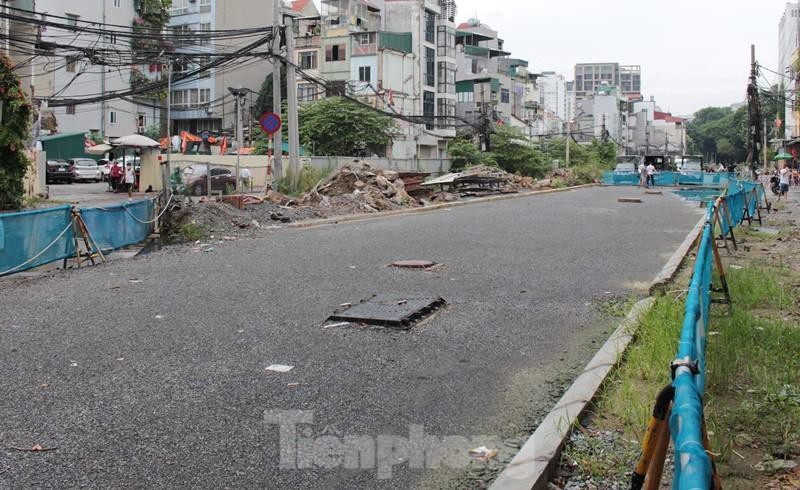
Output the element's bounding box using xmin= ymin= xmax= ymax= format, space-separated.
xmin=602 ymin=171 xmax=737 ymax=187
xmin=0 ymin=205 xmax=76 ymax=276
xmin=632 ymin=181 xmax=768 ymax=489
xmin=0 ymin=199 xmax=156 ymax=277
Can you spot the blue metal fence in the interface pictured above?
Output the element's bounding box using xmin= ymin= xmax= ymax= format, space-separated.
xmin=670 ymin=182 xmax=756 ymax=488
xmin=602 ymin=171 xmax=736 ymax=187
xmin=0 ymin=199 xmax=155 ymax=277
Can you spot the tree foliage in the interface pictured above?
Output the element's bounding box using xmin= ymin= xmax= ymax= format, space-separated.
xmin=254 ymin=66 xmax=288 ymax=116
xmin=0 ymin=54 xmax=33 ymax=210
xmin=687 ymin=106 xmax=747 ymax=163
xmin=298 ymin=97 xmax=395 ymax=156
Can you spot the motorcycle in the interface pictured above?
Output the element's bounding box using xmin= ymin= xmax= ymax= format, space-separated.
xmin=770 ymin=174 xmax=781 ymax=196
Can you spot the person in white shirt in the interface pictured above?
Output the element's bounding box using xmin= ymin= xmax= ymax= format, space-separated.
xmin=124 ymin=163 xmax=136 ymax=198
xmin=646 ymin=163 xmax=656 ymax=188
xmin=778 ymin=163 xmax=791 ymax=200
xmin=240 ymin=167 xmax=252 ymax=192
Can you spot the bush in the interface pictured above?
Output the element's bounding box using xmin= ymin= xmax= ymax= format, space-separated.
xmin=276 ymin=164 xmax=332 ymax=197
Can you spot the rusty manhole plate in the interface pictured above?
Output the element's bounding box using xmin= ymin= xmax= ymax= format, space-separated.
xmin=390 ymin=260 xmax=437 ymax=269
xmin=327 ymin=294 xmax=447 ymax=329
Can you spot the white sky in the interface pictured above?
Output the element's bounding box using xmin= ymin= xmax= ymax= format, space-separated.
xmin=315 ymin=0 xmax=790 ymax=116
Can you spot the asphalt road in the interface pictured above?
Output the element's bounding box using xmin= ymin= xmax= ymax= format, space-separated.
xmin=0 ymin=186 xmax=703 ymax=488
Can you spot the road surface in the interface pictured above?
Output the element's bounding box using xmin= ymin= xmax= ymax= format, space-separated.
xmin=0 ymin=186 xmax=703 ymax=488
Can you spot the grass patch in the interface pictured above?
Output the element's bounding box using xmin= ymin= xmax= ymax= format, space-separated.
xmin=276 ymin=164 xmax=333 ymax=197
xmin=177 ymin=222 xmax=210 ymax=241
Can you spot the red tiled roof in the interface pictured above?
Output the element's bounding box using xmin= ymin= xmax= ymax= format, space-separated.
xmin=292 ymin=0 xmax=310 ymax=12
xmin=654 ymin=111 xmax=686 ymax=124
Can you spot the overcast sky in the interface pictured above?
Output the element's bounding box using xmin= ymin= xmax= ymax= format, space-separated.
xmin=315 ymin=0 xmax=790 ymax=116
xmin=451 ymin=0 xmax=787 ymax=116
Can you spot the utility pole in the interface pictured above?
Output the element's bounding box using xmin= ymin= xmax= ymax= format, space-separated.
xmin=272 ymin=0 xmax=283 ymax=178
xmin=162 ymin=56 xmax=173 ymax=232
xmin=285 ymin=15 xmax=301 ymax=185
xmin=565 ymin=120 xmax=571 ymax=167
xmin=228 ymin=87 xmax=247 ymax=192
xmin=101 ymin=0 xmax=107 ymax=136
xmin=763 ymin=117 xmax=768 ymax=173
xmin=746 ymin=44 xmax=762 ymax=178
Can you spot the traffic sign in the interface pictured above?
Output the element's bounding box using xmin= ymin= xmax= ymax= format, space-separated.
xmin=260 ymin=112 xmax=282 ymax=135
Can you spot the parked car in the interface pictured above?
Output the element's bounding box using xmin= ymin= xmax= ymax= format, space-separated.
xmin=185 ymin=166 xmax=237 ymax=196
xmin=45 ymin=159 xmax=74 ymax=184
xmin=69 ymin=158 xmax=102 ymax=182
xmin=98 ymin=158 xmax=111 ymax=181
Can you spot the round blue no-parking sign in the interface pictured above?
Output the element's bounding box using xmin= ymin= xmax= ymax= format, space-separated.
xmin=260 ymin=112 xmax=282 ymax=135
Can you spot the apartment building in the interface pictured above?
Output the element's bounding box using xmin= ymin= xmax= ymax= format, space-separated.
xmin=779 ymin=2 xmax=799 ymax=138
xmin=573 ymin=62 xmax=640 ymax=98
xmin=167 ymin=0 xmax=272 ymax=134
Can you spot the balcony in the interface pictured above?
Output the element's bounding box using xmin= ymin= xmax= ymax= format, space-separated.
xmin=351 ymin=42 xmax=377 ymax=56
xmin=296 ymin=34 xmax=321 ymax=49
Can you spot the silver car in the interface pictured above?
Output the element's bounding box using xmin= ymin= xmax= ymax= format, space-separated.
xmin=69 ymin=158 xmax=102 ymax=182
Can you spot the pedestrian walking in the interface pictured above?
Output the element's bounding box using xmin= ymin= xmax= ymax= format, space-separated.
xmin=109 ymin=160 xmax=122 ymax=192
xmin=646 ymin=162 xmax=656 ymax=188
xmin=124 ymin=162 xmax=135 ymax=198
xmin=778 ymin=163 xmax=790 ymax=200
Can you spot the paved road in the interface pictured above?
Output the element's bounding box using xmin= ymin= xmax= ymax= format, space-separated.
xmin=48 ymin=181 xmax=149 ymax=207
xmin=0 ymin=187 xmax=703 ymax=488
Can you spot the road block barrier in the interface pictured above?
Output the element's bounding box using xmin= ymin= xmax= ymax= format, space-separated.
xmin=0 ymin=199 xmax=156 ymax=277
xmin=632 ymin=180 xmax=769 ymax=489
xmin=602 ymin=171 xmax=737 ymax=187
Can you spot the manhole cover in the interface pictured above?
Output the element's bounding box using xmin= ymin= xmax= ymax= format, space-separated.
xmin=390 ymin=260 xmax=437 ymax=269
xmin=327 ymin=294 xmax=447 ymax=329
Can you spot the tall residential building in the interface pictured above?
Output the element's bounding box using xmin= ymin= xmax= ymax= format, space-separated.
xmin=573 ymin=62 xmax=640 ymax=98
xmin=291 ymin=0 xmax=323 ymax=103
xmin=26 ymin=0 xmax=141 ymax=138
xmin=538 ymin=71 xmax=567 ymax=123
xmin=167 ymin=0 xmax=273 ymax=134
xmin=778 ymin=2 xmax=799 ymax=138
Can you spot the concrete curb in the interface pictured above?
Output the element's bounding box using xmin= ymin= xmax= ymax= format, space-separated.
xmin=489 ymin=215 xmax=706 ymax=490
xmin=649 ymin=215 xmax=706 ymax=295
xmin=286 ymin=184 xmax=596 ymax=229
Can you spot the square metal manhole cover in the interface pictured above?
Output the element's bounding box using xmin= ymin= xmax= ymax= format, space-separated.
xmin=327 ymin=294 xmax=447 ymax=329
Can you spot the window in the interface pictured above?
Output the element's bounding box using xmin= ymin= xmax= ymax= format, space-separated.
xmin=137 ymin=114 xmax=146 ymax=129
xmin=198 ymin=56 xmax=211 ymax=78
xmin=66 ymin=104 xmax=76 ymax=115
xmin=358 ymin=66 xmax=371 ymax=83
xmin=298 ymin=84 xmax=316 ymax=102
xmin=325 ymin=44 xmax=346 ymax=62
xmin=437 ymin=26 xmax=455 ymax=58
xmin=198 ymin=23 xmax=211 ymax=45
xmin=423 ymin=91 xmax=434 ymax=130
xmin=500 ymin=89 xmax=510 ymax=104
xmin=355 ymin=33 xmax=375 ymax=45
xmin=199 ymin=0 xmax=212 ymax=13
xmin=109 ymin=111 xmax=117 ymax=125
xmin=170 ymin=0 xmax=188 ymax=15
xmin=437 ymin=62 xmax=455 ymax=94
xmin=457 ymin=91 xmax=474 ymax=103
xmin=200 ymin=88 xmax=210 ymax=106
xmin=113 ymin=0 xmax=121 ymax=7
xmin=424 ymin=47 xmax=435 ymax=87
xmin=66 ymin=55 xmax=77 ymax=72
xmin=424 ymin=10 xmax=435 ymax=44
xmin=65 ymin=14 xmax=78 ymax=26
xmin=437 ymin=98 xmax=455 ymax=129
xmin=299 ymin=51 xmax=317 ymax=70
xmin=172 ymin=24 xmax=193 ymax=47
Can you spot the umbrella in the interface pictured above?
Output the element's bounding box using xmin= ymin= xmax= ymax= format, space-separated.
xmin=773 ymin=152 xmax=793 ymax=161
xmin=111 ymin=134 xmax=161 ymax=148
xmin=85 ymin=143 xmax=112 ymax=155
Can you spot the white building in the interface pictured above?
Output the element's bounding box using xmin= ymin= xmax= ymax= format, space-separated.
xmin=30 ymin=0 xmax=141 ymax=138
xmin=538 ymin=71 xmax=567 ymax=123
xmin=778 ymin=2 xmax=799 ymax=138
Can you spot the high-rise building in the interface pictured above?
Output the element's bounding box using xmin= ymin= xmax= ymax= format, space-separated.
xmin=167 ymin=0 xmax=273 ymax=134
xmin=573 ymin=62 xmax=640 ymax=98
xmin=778 ymin=2 xmax=799 ymax=138
xmin=538 ymin=71 xmax=567 ymax=122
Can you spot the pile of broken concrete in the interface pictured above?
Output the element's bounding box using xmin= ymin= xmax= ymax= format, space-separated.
xmin=303 ymin=161 xmax=417 ymax=214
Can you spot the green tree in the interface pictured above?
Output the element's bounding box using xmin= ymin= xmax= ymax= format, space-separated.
xmin=142 ymin=124 xmax=162 ymax=141
xmin=447 ymin=136 xmax=485 ymax=170
xmin=254 ymin=66 xmax=288 ymax=116
xmin=0 ymin=54 xmax=33 ymax=210
xmin=687 ymin=105 xmax=748 ymax=164
xmin=488 ymin=125 xmax=548 ymax=177
xmin=297 ymin=97 xmax=395 ymax=156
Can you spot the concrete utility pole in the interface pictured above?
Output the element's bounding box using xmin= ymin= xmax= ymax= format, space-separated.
xmin=763 ymin=118 xmax=768 ymax=172
xmin=101 ymin=0 xmax=107 ymax=136
xmin=228 ymin=87 xmax=247 ymax=192
xmin=285 ymin=14 xmax=301 ymax=185
xmin=565 ymin=120 xmax=571 ymax=166
xmin=272 ymin=0 xmax=283 ymax=178
xmin=746 ymin=44 xmax=762 ymax=178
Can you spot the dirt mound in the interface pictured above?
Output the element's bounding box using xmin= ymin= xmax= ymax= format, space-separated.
xmin=302 ymin=161 xmax=418 ymax=215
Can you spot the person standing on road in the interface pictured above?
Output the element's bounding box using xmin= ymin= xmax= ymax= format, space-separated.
xmin=646 ymin=162 xmax=656 ymax=188
xmin=124 ymin=162 xmax=135 ymax=199
xmin=778 ymin=163 xmax=790 ymax=200
xmin=109 ymin=160 xmax=122 ymax=192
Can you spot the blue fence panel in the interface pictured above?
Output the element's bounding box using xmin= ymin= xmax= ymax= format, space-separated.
xmin=671 ymin=208 xmax=715 ymax=489
xmin=80 ymin=199 xmax=155 ymax=252
xmin=602 ymin=171 xmax=640 ymax=185
xmin=0 ymin=205 xmax=76 ymax=276
xmin=655 ymin=172 xmax=677 ymax=186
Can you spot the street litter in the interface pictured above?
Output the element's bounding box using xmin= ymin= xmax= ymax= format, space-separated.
xmin=7 ymin=443 xmax=58 ymax=452
xmin=730 ymin=264 xmax=743 ymax=270
xmin=203 ymin=247 xmax=215 ymax=253
xmin=287 ymin=383 xmax=300 ymax=388
xmin=155 ymin=315 xmax=164 ymax=319
xmin=116 ymin=357 xmax=124 ymax=361
xmin=468 ymin=446 xmax=498 ymax=462
xmin=323 ymin=322 xmax=351 ymax=329
xmin=129 ymin=279 xmax=143 ymax=284
xmin=69 ymin=361 xmax=78 ymax=367
xmin=266 ymin=364 xmax=294 ymax=373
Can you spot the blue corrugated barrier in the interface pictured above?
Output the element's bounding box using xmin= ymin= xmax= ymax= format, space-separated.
xmin=80 ymin=199 xmax=155 ymax=252
xmin=670 ymin=183 xmax=755 ymax=489
xmin=0 ymin=205 xmax=76 ymax=276
xmin=0 ymin=199 xmax=156 ymax=277
xmin=603 ymin=171 xmax=736 ymax=187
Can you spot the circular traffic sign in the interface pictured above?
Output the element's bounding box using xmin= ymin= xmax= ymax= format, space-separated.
xmin=260 ymin=112 xmax=282 ymax=135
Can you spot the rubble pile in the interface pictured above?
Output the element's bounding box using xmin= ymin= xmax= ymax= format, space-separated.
xmin=303 ymin=162 xmax=418 ymax=214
